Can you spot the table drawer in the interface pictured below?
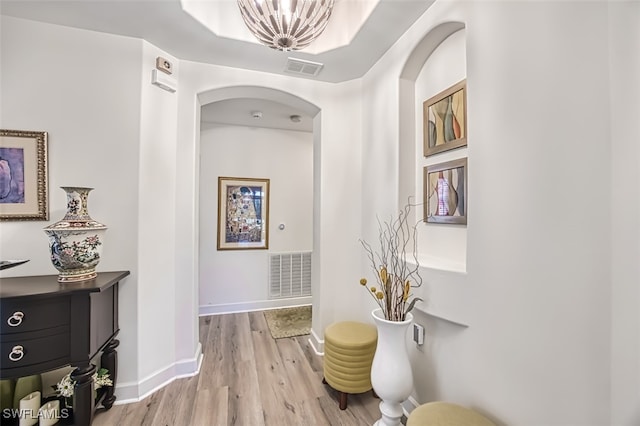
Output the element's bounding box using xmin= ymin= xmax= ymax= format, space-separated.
xmin=1 ymin=327 xmax=70 ymax=370
xmin=1 ymin=297 xmax=70 ymax=334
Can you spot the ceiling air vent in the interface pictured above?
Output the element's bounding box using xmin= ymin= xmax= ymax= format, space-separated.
xmin=285 ymin=58 xmax=324 ymax=77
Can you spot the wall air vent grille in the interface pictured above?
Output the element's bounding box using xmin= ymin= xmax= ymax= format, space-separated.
xmin=269 ymin=252 xmax=312 ymax=299
xmin=285 ymin=58 xmax=324 ymax=77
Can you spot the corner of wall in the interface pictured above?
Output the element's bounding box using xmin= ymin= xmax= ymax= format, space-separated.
xmin=309 ymin=327 xmax=325 ymax=355
xmin=115 ymin=342 xmax=202 ymax=404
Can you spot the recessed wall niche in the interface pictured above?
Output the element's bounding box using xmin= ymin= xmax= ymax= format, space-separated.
xmin=399 ymin=24 xmax=467 ymax=273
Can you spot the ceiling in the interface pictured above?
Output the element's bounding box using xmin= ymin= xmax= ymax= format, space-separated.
xmin=201 ymin=98 xmax=314 ymax=132
xmin=1 ymin=0 xmax=434 ymax=130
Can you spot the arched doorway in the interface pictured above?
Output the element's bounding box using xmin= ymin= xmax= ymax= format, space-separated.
xmin=197 ymin=88 xmax=318 ymax=315
xmin=194 ymin=85 xmax=322 ymax=346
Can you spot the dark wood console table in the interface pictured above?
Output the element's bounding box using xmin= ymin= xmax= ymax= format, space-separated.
xmin=0 ymin=271 xmax=130 ymax=425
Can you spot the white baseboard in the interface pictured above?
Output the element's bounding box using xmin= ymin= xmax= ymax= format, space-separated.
xmin=114 ymin=343 xmax=203 ymax=405
xmin=176 ymin=342 xmax=203 ymax=378
xmin=309 ymin=327 xmax=324 ymax=355
xmin=198 ymin=297 xmax=312 ymax=316
xmin=403 ymin=395 xmax=420 ymax=417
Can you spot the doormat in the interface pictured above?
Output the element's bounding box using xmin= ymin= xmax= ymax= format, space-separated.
xmin=264 ymin=305 xmax=312 ymax=339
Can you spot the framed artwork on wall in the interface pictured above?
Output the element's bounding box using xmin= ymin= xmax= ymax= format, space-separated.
xmin=0 ymin=129 xmax=48 ymax=221
xmin=423 ymin=80 xmax=467 ymax=157
xmin=217 ymin=176 xmax=270 ymax=250
xmin=424 ymin=158 xmax=467 ymax=225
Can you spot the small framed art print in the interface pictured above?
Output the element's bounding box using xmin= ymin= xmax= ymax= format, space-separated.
xmin=424 ymin=158 xmax=467 ymax=225
xmin=0 ymin=129 xmax=48 ymax=221
xmin=423 ymin=80 xmax=467 ymax=157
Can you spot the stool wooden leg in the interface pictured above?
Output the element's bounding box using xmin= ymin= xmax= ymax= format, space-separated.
xmin=339 ymin=392 xmax=348 ymax=410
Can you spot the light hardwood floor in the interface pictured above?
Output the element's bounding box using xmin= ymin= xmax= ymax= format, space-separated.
xmin=93 ymin=311 xmax=381 ymax=426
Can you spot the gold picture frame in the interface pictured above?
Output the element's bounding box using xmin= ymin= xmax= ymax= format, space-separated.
xmin=217 ymin=177 xmax=270 ymax=250
xmin=423 ymin=80 xmax=467 ymax=157
xmin=0 ymin=129 xmax=48 ymax=221
xmin=424 ymin=158 xmax=467 ymax=225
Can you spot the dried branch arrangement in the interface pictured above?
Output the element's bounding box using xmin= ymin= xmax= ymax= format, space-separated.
xmin=359 ymin=199 xmax=423 ymax=321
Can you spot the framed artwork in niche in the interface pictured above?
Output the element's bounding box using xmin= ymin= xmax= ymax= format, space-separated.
xmin=217 ymin=176 xmax=270 ymax=250
xmin=0 ymin=129 xmax=48 ymax=221
xmin=424 ymin=158 xmax=467 ymax=225
xmin=423 ymin=80 xmax=467 ymax=157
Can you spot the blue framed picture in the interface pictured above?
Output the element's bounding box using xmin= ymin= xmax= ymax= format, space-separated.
xmin=0 ymin=129 xmax=48 ymax=221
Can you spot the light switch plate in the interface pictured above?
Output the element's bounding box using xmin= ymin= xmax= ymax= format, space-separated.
xmin=413 ymin=323 xmax=425 ymax=345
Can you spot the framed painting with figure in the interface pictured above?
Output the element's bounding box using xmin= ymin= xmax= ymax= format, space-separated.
xmin=423 ymin=80 xmax=467 ymax=157
xmin=424 ymin=158 xmax=467 ymax=225
xmin=0 ymin=129 xmax=48 ymax=221
xmin=217 ymin=177 xmax=270 ymax=250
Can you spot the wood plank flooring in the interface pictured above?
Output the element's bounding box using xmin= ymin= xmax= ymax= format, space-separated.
xmin=93 ymin=311 xmax=381 ymax=426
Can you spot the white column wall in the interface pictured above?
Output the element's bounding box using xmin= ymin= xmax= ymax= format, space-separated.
xmin=134 ymin=41 xmax=180 ymax=395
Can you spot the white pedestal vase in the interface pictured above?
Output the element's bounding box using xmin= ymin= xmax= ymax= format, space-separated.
xmin=371 ymin=308 xmax=414 ymax=426
xmin=44 ymin=187 xmax=107 ymax=282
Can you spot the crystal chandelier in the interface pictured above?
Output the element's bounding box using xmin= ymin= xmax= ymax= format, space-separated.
xmin=237 ymin=0 xmax=335 ymax=51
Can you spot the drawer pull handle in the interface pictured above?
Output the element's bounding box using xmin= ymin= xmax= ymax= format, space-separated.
xmin=9 ymin=345 xmax=24 ymax=362
xmin=7 ymin=311 xmax=24 ymax=327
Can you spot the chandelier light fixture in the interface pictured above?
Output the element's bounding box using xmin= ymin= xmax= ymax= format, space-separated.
xmin=237 ymin=0 xmax=335 ymax=51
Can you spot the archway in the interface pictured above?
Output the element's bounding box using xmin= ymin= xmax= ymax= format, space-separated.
xmin=194 ymin=85 xmax=322 ymax=341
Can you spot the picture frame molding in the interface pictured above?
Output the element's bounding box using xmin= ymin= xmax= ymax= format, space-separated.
xmin=217 ymin=176 xmax=270 ymax=250
xmin=423 ymin=79 xmax=467 ymax=157
xmin=0 ymin=129 xmax=49 ymax=221
xmin=424 ymin=157 xmax=468 ymax=225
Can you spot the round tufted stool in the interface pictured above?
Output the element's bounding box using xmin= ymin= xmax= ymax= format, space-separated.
xmin=407 ymin=401 xmax=496 ymax=426
xmin=322 ymin=321 xmax=378 ymax=410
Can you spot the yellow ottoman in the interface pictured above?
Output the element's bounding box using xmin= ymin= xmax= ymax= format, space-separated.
xmin=407 ymin=402 xmax=496 ymax=426
xmin=323 ymin=321 xmax=377 ymax=410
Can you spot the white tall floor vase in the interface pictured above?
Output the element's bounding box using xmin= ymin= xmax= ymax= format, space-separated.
xmin=371 ymin=308 xmax=414 ymax=426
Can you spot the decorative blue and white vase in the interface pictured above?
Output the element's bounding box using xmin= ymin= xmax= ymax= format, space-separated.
xmin=44 ymin=187 xmax=107 ymax=283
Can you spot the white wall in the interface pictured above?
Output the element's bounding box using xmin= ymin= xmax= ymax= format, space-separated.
xmin=0 ymin=16 xmax=142 ymax=387
xmin=0 ymin=17 xmax=195 ymax=403
xmin=198 ymin=124 xmax=313 ymax=313
xmin=363 ymin=1 xmax=619 ymax=424
xmin=609 ymin=2 xmax=640 ymax=425
xmin=465 ymin=3 xmax=611 ymax=423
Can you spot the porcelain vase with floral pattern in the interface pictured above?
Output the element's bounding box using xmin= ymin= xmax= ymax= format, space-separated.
xmin=371 ymin=308 xmax=414 ymax=426
xmin=44 ymin=187 xmax=107 ymax=282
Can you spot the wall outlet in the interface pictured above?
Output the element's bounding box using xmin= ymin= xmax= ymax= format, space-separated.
xmin=413 ymin=323 xmax=425 ymax=346
xmin=155 ymin=56 xmax=173 ymax=75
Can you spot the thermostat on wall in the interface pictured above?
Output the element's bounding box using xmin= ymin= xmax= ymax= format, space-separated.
xmin=151 ymin=69 xmax=177 ymax=93
xmin=156 ymin=56 xmax=173 ymax=74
